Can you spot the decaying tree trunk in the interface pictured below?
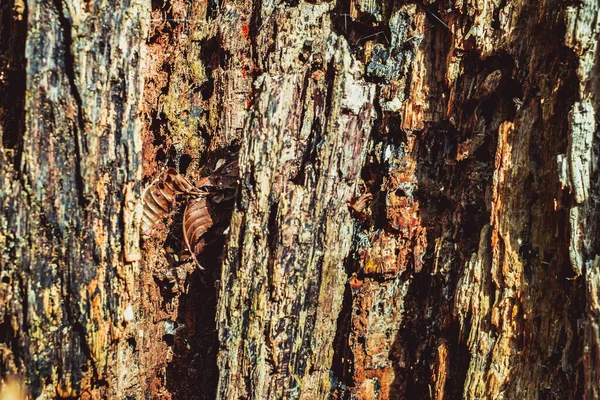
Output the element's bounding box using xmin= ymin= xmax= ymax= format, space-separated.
xmin=0 ymin=0 xmax=148 ymax=398
xmin=1 ymin=0 xmax=599 ymax=397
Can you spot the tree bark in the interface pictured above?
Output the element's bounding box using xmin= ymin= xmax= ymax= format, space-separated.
xmin=1 ymin=0 xmax=599 ymax=398
xmin=0 ymin=0 xmax=147 ymax=397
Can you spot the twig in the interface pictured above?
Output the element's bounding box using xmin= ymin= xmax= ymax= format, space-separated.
xmin=149 ymin=18 xmax=189 ymax=22
xmin=357 ymin=30 xmax=384 ymax=43
xmin=258 ymin=0 xmax=285 ymax=33
xmin=424 ymin=8 xmax=451 ymax=32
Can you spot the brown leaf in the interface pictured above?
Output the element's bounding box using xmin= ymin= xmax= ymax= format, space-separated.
xmin=141 ymin=168 xmax=201 ymax=235
xmin=197 ymin=159 xmax=239 ymax=190
xmin=183 ymin=196 xmax=215 ymax=269
xmin=164 ymin=167 xmax=202 ymax=195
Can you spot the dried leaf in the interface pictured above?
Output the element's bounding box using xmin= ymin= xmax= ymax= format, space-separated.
xmin=197 ymin=160 xmax=239 ymax=190
xmin=213 ymin=158 xmax=227 ymax=171
xmin=183 ymin=196 xmax=215 ymax=269
xmin=141 ymin=168 xmax=201 ymax=235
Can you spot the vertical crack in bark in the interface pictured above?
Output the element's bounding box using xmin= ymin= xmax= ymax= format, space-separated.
xmin=0 ymin=0 xmax=27 ymax=167
xmin=330 ymin=279 xmax=355 ymax=396
xmin=51 ymin=0 xmax=88 ymax=206
xmin=140 ymin=0 xmax=246 ymax=395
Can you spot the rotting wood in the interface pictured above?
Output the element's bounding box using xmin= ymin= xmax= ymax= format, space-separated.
xmin=216 ymin=32 xmax=377 ymax=398
xmin=0 ymin=0 xmax=598 ymax=397
xmin=0 ymin=0 xmax=148 ymax=397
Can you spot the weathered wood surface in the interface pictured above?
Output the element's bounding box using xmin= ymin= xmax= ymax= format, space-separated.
xmin=212 ymin=0 xmax=600 ymax=398
xmin=217 ymin=41 xmax=376 ymax=398
xmin=1 ymin=0 xmax=599 ymax=397
xmin=0 ymin=0 xmax=147 ymax=397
